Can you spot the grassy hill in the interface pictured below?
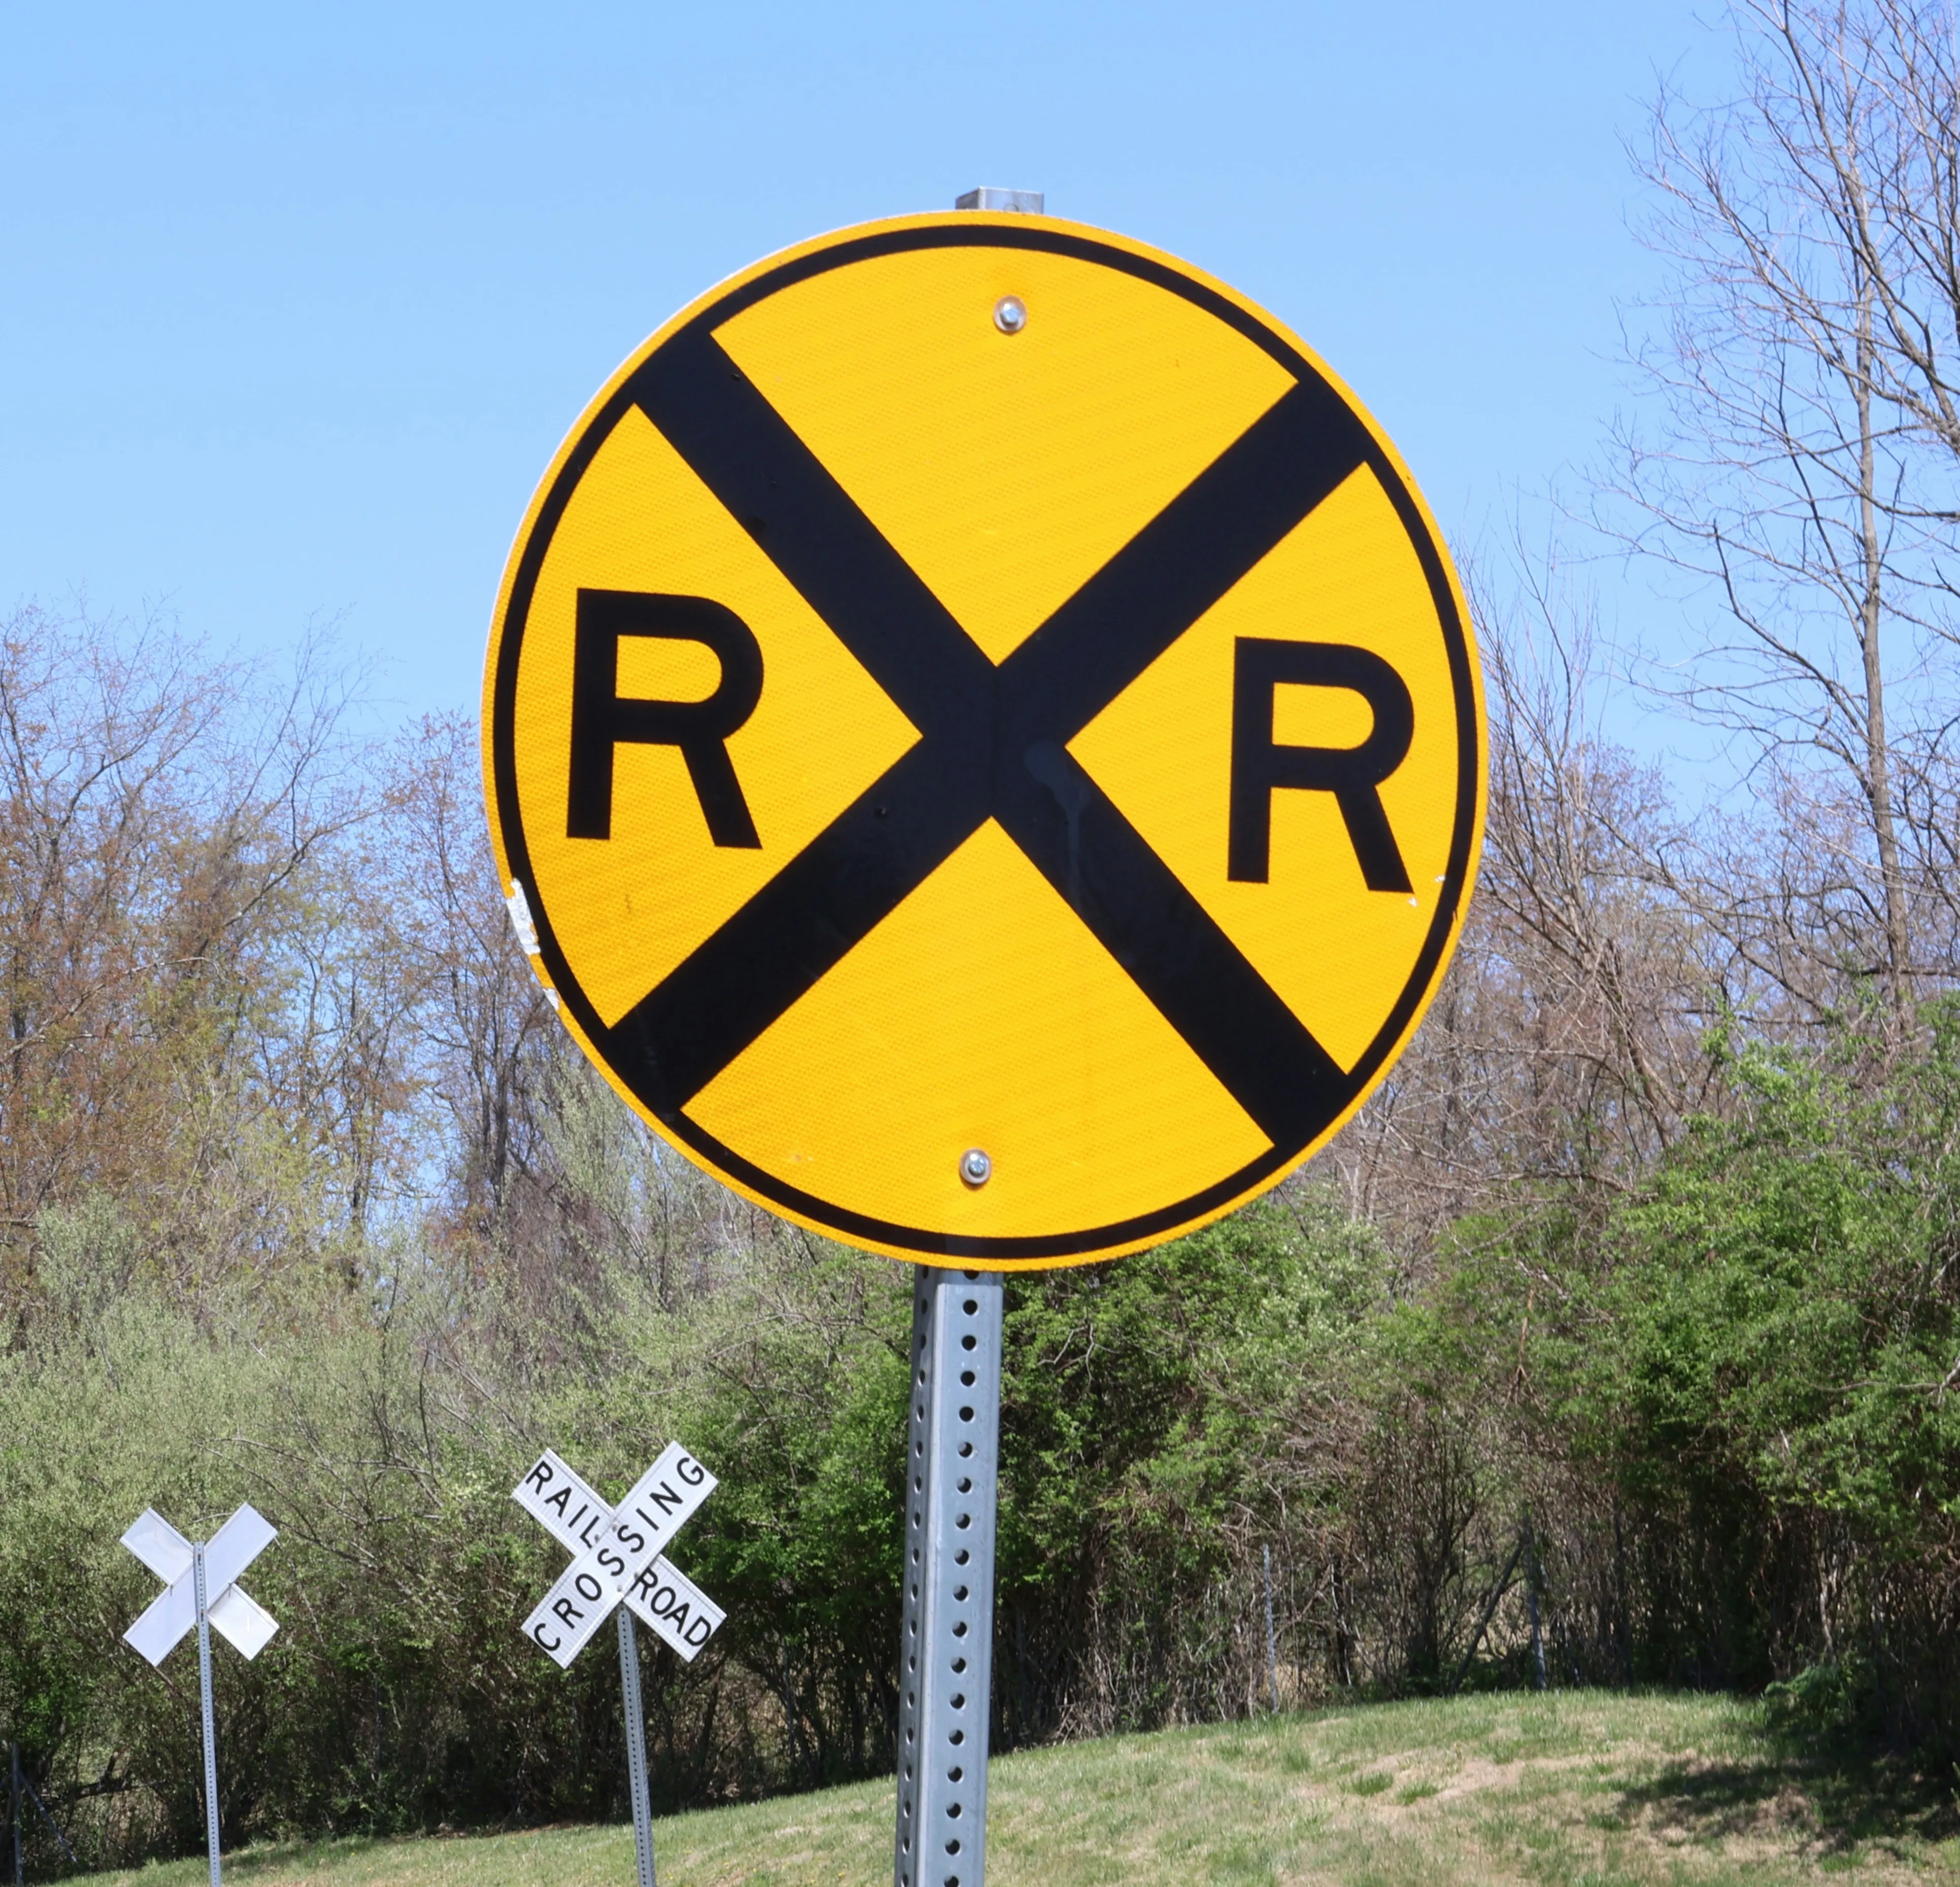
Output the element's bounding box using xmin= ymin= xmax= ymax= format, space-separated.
xmin=95 ymin=1691 xmax=1960 ymax=1886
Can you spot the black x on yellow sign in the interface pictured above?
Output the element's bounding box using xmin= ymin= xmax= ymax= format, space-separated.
xmin=484 ymin=213 xmax=1485 ymax=1267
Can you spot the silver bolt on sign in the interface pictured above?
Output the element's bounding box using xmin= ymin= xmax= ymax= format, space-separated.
xmin=121 ymin=1505 xmax=279 ymax=1887
xmin=512 ymin=1445 xmax=725 ymax=1887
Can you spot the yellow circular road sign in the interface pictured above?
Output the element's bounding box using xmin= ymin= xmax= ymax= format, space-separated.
xmin=484 ymin=212 xmax=1485 ymax=1268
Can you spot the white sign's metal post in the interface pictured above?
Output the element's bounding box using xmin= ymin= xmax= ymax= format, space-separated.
xmin=893 ymin=1268 xmax=1002 ymax=1887
xmin=192 ymin=1543 xmax=222 ymax=1887
xmin=616 ymin=1607 xmax=657 ymax=1887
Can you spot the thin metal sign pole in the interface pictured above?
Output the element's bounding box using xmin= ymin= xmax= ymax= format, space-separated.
xmin=193 ymin=1543 xmax=222 ymax=1887
xmin=11 ymin=1740 xmax=22 ymax=1887
xmin=894 ymin=1267 xmax=1002 ymax=1887
xmin=616 ymin=1607 xmax=658 ymax=1887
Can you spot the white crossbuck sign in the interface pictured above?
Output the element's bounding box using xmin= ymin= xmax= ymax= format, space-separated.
xmin=513 ymin=1445 xmax=725 ymax=1667
xmin=121 ymin=1505 xmax=279 ymax=1666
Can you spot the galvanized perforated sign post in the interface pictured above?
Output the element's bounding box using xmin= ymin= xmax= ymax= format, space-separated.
xmin=121 ymin=1505 xmax=279 ymax=1887
xmin=512 ymin=1446 xmax=726 ymax=1887
xmin=483 ymin=186 xmax=1486 ymax=1886
xmin=894 ymin=1270 xmax=1001 ymax=1887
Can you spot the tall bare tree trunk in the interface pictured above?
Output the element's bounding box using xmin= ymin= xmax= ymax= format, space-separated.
xmin=1854 ymin=280 xmax=1913 ymax=1021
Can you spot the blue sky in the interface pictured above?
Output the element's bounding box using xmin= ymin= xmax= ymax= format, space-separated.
xmin=3 ymin=1 xmax=1721 ymax=723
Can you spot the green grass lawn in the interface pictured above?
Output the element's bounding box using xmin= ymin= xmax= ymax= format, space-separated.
xmin=97 ymin=1690 xmax=1960 ymax=1886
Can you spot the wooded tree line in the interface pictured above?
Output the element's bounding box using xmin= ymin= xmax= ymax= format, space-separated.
xmin=8 ymin=0 xmax=1960 ymax=1867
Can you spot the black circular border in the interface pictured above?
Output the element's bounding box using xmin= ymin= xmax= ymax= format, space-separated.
xmin=490 ymin=219 xmax=1482 ymax=1261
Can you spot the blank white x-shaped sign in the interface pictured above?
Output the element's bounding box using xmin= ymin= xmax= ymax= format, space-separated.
xmin=122 ymin=1505 xmax=279 ymax=1666
xmin=512 ymin=1445 xmax=725 ymax=1668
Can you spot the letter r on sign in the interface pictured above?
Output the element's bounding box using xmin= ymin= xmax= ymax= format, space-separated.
xmin=567 ymin=590 xmax=764 ymax=848
xmin=1228 ymin=639 xmax=1413 ymax=890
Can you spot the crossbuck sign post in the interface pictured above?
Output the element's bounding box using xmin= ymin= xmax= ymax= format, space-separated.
xmin=121 ymin=1505 xmax=279 ymax=1887
xmin=513 ymin=1445 xmax=725 ymax=1887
